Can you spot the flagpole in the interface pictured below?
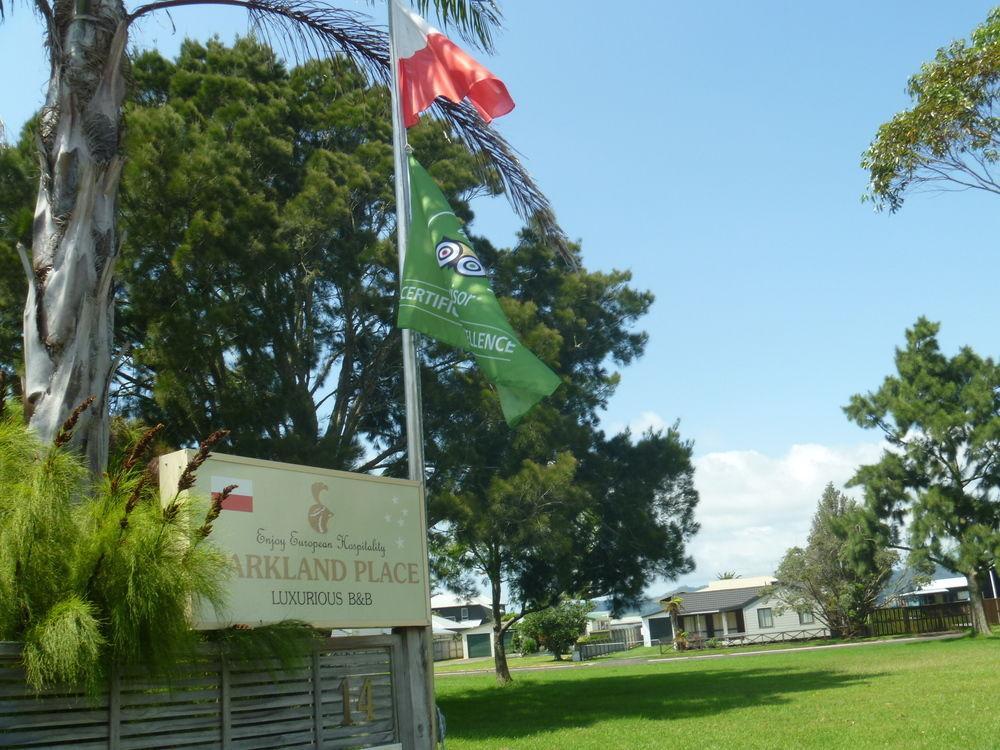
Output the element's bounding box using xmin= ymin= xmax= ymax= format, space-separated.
xmin=389 ymin=3 xmax=436 ymax=748
xmin=388 ymin=1 xmax=426 ymax=486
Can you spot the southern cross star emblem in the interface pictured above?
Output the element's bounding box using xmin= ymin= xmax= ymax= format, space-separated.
xmin=385 ymin=496 xmax=409 ymax=531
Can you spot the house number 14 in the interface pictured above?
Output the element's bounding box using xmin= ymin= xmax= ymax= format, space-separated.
xmin=339 ymin=677 xmax=376 ymax=725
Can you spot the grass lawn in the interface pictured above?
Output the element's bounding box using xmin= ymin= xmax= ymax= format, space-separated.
xmin=435 ymin=654 xmax=569 ymax=673
xmin=435 ymin=635 xmax=1000 ymax=749
xmin=596 ymin=633 xmax=919 ymax=661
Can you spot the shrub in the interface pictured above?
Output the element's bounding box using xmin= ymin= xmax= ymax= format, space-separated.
xmin=519 ymin=601 xmax=591 ymax=659
xmin=577 ymin=630 xmax=611 ymax=645
xmin=0 ymin=399 xmax=313 ymax=691
xmin=519 ymin=636 xmax=539 ymax=654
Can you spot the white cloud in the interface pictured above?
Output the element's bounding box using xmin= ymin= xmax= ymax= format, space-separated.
xmin=607 ymin=410 xmax=670 ymax=437
xmin=663 ymin=441 xmax=885 ymax=591
xmin=629 ymin=410 xmax=668 ymax=435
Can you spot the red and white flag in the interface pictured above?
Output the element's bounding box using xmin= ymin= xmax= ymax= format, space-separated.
xmin=212 ymin=476 xmax=253 ymax=513
xmin=391 ymin=0 xmax=514 ymax=128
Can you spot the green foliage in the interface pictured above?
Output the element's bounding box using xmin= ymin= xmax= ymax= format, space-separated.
xmin=429 ymin=232 xmax=698 ymax=680
xmin=576 ymin=631 xmax=610 ymax=646
xmin=0 ymin=402 xmax=231 ymax=691
xmin=106 ymin=37 xmax=493 ymax=471
xmin=863 ymin=8 xmax=1000 ymax=211
xmin=0 ymin=126 xmax=33 ymax=379
xmin=518 ymin=635 xmax=539 ymax=654
xmin=21 ymin=596 xmax=104 ymax=693
xmin=518 ymin=601 xmax=591 ymax=659
xmin=844 ymin=318 xmax=1000 ymax=634
xmin=716 ymin=571 xmax=741 ymax=580
xmin=771 ymin=483 xmax=898 ymax=638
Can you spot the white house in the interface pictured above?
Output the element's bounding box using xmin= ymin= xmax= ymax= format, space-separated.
xmin=640 ymin=577 xmax=829 ymax=646
xmin=430 ymin=592 xmax=506 ymax=659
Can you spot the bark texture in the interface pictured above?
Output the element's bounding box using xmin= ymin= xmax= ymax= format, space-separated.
xmin=966 ymin=568 xmax=991 ymax=635
xmin=490 ymin=579 xmax=511 ymax=684
xmin=24 ymin=0 xmax=128 ymax=473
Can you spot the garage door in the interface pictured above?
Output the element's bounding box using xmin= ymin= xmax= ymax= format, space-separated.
xmin=467 ymin=633 xmax=491 ymax=658
xmin=649 ymin=617 xmax=673 ymax=644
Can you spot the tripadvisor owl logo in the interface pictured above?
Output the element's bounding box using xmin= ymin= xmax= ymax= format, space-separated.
xmin=308 ymin=482 xmax=334 ymax=534
xmin=436 ymin=237 xmax=486 ymax=277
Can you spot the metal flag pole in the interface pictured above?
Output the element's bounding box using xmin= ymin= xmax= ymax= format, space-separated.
xmin=388 ymin=0 xmax=426 ymax=486
xmin=388 ymin=2 xmax=436 ymax=747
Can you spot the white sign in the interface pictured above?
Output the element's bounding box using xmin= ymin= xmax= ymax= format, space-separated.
xmin=159 ymin=451 xmax=431 ymax=629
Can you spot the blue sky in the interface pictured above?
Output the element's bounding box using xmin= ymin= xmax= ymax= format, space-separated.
xmin=3 ymin=1 xmax=998 ymax=585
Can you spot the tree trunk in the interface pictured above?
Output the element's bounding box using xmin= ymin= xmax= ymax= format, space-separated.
xmin=492 ymin=626 xmax=511 ymax=684
xmin=490 ymin=577 xmax=511 ymax=684
xmin=966 ymin=568 xmax=991 ymax=635
xmin=23 ymin=0 xmax=128 ymax=473
xmin=670 ymin=612 xmax=679 ymax=650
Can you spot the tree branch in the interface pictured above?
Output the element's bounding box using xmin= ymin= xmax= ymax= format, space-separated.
xmin=355 ymin=442 xmax=403 ymax=473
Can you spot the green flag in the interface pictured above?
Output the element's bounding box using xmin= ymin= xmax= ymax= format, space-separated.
xmin=398 ymin=155 xmax=561 ymax=425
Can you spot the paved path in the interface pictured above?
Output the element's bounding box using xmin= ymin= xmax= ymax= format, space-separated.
xmin=434 ymin=632 xmax=963 ymax=678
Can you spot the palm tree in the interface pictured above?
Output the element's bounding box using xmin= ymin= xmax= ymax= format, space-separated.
xmin=717 ymin=571 xmax=741 ymax=580
xmin=660 ymin=595 xmax=684 ymax=650
xmin=1 ymin=0 xmax=565 ymax=472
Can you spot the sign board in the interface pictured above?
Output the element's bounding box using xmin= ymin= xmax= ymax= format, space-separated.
xmin=158 ymin=451 xmax=431 ymax=629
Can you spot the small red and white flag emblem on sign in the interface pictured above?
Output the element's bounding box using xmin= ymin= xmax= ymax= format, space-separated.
xmin=211 ymin=476 xmax=253 ymax=512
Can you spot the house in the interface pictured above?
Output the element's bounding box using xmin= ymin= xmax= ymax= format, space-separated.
xmin=430 ymin=593 xmax=507 ymax=659
xmin=640 ymin=576 xmax=829 ymax=646
xmin=431 ymin=615 xmax=464 ymax=661
xmin=883 ymin=566 xmax=999 ymax=607
xmin=430 ymin=592 xmax=497 ymax=623
xmin=585 ymin=599 xmax=650 ymax=645
xmin=899 ymin=576 xmax=971 ymax=606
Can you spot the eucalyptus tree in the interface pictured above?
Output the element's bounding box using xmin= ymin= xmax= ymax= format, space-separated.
xmin=0 ymin=0 xmax=563 ymax=472
xmin=863 ymin=8 xmax=1000 ymax=211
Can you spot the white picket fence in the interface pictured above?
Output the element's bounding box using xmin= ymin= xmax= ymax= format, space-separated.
xmin=0 ymin=636 xmax=410 ymax=749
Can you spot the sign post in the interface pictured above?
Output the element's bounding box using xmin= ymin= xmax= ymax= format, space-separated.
xmin=159 ymin=450 xmax=435 ymax=747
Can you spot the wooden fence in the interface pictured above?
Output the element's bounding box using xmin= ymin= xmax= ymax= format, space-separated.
xmin=867 ymin=602 xmax=972 ymax=637
xmin=431 ymin=637 xmax=463 ymax=662
xmin=0 ymin=635 xmax=412 ymax=750
xmin=985 ymin=597 xmax=1000 ymax=627
xmin=575 ymin=641 xmax=642 ymax=660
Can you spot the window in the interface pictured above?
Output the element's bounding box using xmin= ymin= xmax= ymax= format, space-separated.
xmin=757 ymin=608 xmax=773 ymax=628
xmin=460 ymin=607 xmax=469 ymax=620
xmin=798 ymin=611 xmax=814 ymax=625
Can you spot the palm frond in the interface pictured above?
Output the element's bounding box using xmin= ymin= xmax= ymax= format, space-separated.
xmin=126 ymin=0 xmax=572 ymax=265
xmin=0 ymin=0 xmax=55 ymax=32
xmin=128 ymin=0 xmax=390 ymax=82
xmin=411 ymin=0 xmax=502 ymax=53
xmin=433 ymin=98 xmax=573 ymax=265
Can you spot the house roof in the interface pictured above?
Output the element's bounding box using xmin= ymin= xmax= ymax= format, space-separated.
xmin=898 ymin=576 xmax=969 ymax=598
xmin=662 ymin=585 xmax=768 ymax=615
xmin=431 ymin=593 xmax=495 ymax=609
xmin=432 ymin=617 xmax=483 ymax=632
xmin=432 ymin=615 xmax=463 ymax=635
xmin=701 ymin=576 xmax=775 ymax=591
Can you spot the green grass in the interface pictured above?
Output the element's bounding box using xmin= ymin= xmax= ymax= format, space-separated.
xmin=596 ymin=634 xmax=918 ymax=661
xmin=436 ymin=635 xmax=1000 ymax=749
xmin=435 ymin=654 xmax=570 ymax=673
